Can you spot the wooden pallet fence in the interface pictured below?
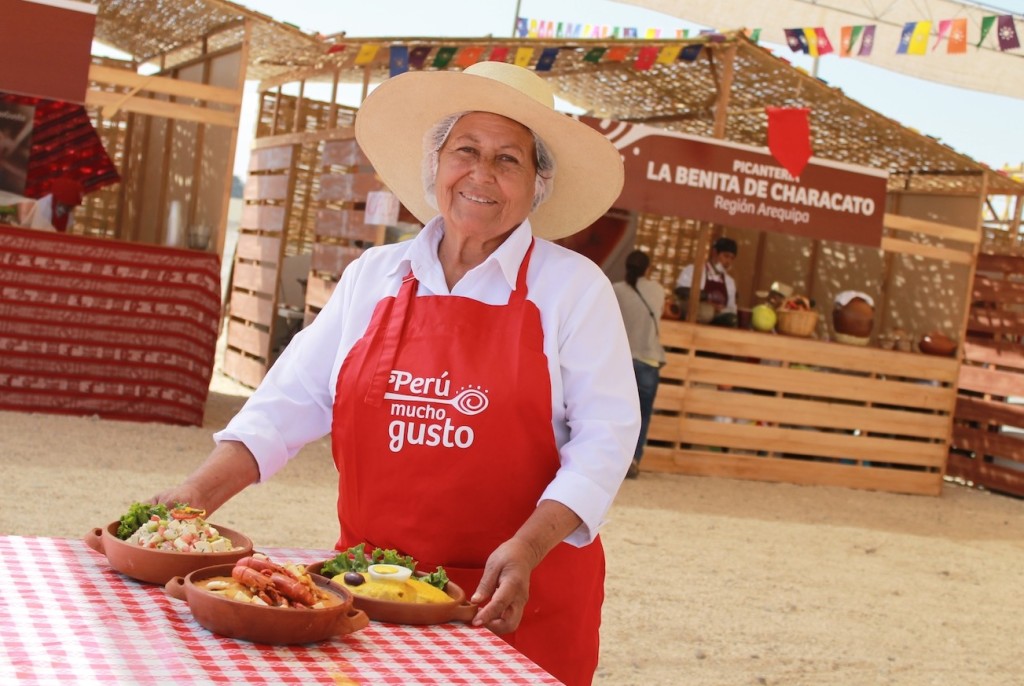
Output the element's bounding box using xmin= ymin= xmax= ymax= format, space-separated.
xmin=222 ymin=143 xmax=294 ymax=388
xmin=644 ymin=321 xmax=960 ymax=495
xmin=305 ymin=135 xmax=386 ymax=325
xmin=947 ymin=253 xmax=1024 ymax=496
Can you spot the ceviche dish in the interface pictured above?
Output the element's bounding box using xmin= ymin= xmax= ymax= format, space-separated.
xmin=321 ymin=544 xmax=452 ymax=604
xmin=117 ymin=502 xmax=242 ymax=553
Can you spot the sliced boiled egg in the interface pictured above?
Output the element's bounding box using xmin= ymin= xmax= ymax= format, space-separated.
xmin=367 ymin=563 xmax=413 ymax=583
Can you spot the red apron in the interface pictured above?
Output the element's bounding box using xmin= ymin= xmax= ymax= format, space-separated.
xmin=331 ymin=242 xmax=604 ymax=685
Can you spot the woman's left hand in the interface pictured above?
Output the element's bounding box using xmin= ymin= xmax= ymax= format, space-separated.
xmin=470 ymin=537 xmax=537 ymax=634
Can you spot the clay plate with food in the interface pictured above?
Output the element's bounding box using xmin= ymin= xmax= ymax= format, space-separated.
xmin=308 ymin=544 xmax=477 ymax=626
xmin=164 ymin=555 xmax=369 ymax=645
xmin=84 ymin=503 xmax=253 ymax=585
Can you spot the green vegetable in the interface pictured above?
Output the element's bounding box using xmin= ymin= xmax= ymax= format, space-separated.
xmin=321 ymin=543 xmax=449 ymax=589
xmin=116 ymin=502 xmax=169 ymax=540
xmin=419 ymin=566 xmax=449 ymax=591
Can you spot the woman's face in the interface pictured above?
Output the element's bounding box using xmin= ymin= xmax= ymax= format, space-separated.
xmin=434 ymin=112 xmax=537 ymax=242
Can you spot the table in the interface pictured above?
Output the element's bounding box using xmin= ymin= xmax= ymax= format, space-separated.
xmin=0 ymin=537 xmax=560 ymax=685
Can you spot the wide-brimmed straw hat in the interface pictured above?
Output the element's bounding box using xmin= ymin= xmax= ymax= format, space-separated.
xmin=354 ymin=62 xmax=625 ymax=240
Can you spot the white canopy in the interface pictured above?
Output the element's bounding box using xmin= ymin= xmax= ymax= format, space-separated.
xmin=615 ymin=0 xmax=1024 ymax=100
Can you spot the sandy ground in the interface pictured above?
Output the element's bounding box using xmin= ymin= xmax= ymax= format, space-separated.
xmin=3 ymin=368 xmax=1024 ymax=686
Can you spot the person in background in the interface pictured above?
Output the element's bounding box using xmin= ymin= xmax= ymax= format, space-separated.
xmin=674 ymin=236 xmax=739 ymax=327
xmin=613 ymin=249 xmax=667 ymax=479
xmin=146 ymin=62 xmax=638 ymax=686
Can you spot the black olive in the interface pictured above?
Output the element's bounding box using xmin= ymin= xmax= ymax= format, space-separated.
xmin=343 ymin=571 xmax=365 ymax=586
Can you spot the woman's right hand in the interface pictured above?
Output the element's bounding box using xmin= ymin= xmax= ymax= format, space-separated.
xmin=146 ymin=484 xmax=211 ymax=513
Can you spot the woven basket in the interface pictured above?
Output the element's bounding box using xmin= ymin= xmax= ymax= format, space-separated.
xmin=776 ymin=309 xmax=819 ymax=337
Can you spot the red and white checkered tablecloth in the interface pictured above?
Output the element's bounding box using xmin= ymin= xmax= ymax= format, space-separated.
xmin=0 ymin=536 xmax=561 ymax=685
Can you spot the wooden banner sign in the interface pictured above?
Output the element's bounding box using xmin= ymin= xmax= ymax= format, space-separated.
xmin=1 ymin=0 xmax=98 ymax=104
xmin=578 ymin=115 xmax=889 ymax=247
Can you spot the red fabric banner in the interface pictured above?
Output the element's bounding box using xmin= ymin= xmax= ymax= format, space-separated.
xmin=0 ymin=226 xmax=221 ymax=426
xmin=766 ymin=107 xmax=813 ymax=179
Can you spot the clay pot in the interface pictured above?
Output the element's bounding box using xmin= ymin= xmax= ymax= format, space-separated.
xmin=919 ymin=332 xmax=957 ymax=357
xmin=84 ymin=521 xmax=253 ymax=585
xmin=307 ymin=560 xmax=477 ymax=625
xmin=833 ymin=297 xmax=875 ymax=338
xmin=164 ymin=563 xmax=369 ymax=644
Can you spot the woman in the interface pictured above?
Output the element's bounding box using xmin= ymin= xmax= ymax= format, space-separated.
xmin=613 ymin=250 xmax=667 ymax=478
xmin=150 ymin=62 xmax=638 ymax=685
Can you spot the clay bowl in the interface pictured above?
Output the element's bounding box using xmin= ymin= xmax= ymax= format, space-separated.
xmin=919 ymin=332 xmax=958 ymax=357
xmin=84 ymin=521 xmax=253 ymax=585
xmin=164 ymin=563 xmax=369 ymax=645
xmin=307 ymin=560 xmax=477 ymax=625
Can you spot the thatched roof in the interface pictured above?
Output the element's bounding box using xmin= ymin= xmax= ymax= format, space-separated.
xmin=87 ymin=1 xmax=1021 ymax=195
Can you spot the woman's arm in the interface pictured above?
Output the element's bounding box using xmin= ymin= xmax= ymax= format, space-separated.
xmin=470 ymin=499 xmax=582 ymax=634
xmin=149 ymin=440 xmax=260 ymax=515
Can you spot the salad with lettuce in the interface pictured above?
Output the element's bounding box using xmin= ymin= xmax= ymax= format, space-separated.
xmin=322 ymin=543 xmax=450 ymax=590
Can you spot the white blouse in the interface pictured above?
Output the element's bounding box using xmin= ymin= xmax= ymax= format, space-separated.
xmin=215 ymin=217 xmax=640 ymax=546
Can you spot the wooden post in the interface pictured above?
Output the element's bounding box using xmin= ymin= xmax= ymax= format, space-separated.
xmin=686 ymin=223 xmax=712 ymax=322
xmin=711 ymin=44 xmax=736 ymax=140
xmin=212 ymin=18 xmax=250 ymax=259
xmin=361 ymin=65 xmax=372 ymax=103
xmin=327 ymin=67 xmax=340 ymax=130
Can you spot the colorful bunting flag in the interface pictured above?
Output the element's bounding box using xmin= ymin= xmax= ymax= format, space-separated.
xmin=488 ymin=46 xmax=510 ymax=63
xmin=645 ymin=28 xmax=661 ymax=39
xmin=633 ymin=46 xmax=659 ymax=70
xmin=515 ymin=17 xmax=528 ymax=38
xmin=948 ymin=18 xmax=968 ymax=53
xmin=813 ymin=28 xmax=834 ymax=55
xmin=454 ymin=46 xmax=485 ymax=67
xmin=605 ymin=46 xmax=631 ymax=61
xmin=802 ymin=28 xmax=820 ymax=56
xmin=675 ymin=28 xmax=690 ymax=39
xmin=623 ymin=27 xmax=638 ymax=38
xmin=326 ymin=44 xmax=346 ymax=55
xmin=977 ymin=15 xmax=997 ymax=46
xmin=583 ymin=47 xmax=606 ymax=63
xmin=997 ymin=15 xmax=1021 ymax=50
xmin=535 ymin=47 xmax=560 ymax=72
xmin=388 ymin=45 xmax=409 ymax=77
xmin=514 ymin=47 xmax=533 ymax=68
xmin=784 ymin=28 xmax=809 ymax=54
xmin=657 ymin=45 xmax=682 ymax=64
xmin=858 ymin=25 xmax=876 ymax=56
xmin=907 ymin=21 xmax=931 ymax=55
xmin=679 ymin=44 xmax=703 ymax=61
xmin=744 ymin=28 xmax=761 ymax=43
xmin=840 ymin=25 xmax=860 ymax=57
xmin=354 ymin=44 xmax=379 ymax=66
xmin=408 ymin=46 xmax=431 ymax=69
xmin=432 ymin=46 xmax=456 ymax=68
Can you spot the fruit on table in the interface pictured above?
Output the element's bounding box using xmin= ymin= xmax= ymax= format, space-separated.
xmin=751 ymin=304 xmax=777 ymax=332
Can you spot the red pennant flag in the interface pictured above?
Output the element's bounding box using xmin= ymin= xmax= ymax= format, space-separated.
xmin=488 ymin=46 xmax=510 ymax=63
xmin=633 ymin=46 xmax=659 ymax=70
xmin=765 ymin=107 xmax=812 ymax=179
xmin=454 ymin=46 xmax=485 ymax=67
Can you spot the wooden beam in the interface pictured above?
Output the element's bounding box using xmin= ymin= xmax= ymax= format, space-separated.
xmin=85 ymin=90 xmax=239 ymax=128
xmin=88 ymin=64 xmax=243 ymax=106
xmin=883 ymin=212 xmax=980 ymax=245
xmin=879 ymin=236 xmax=973 ymax=265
